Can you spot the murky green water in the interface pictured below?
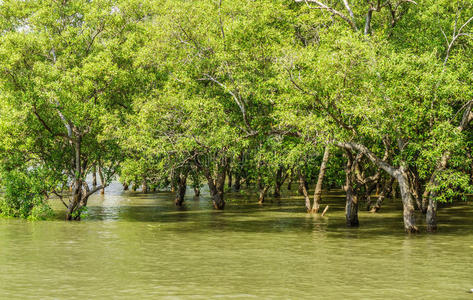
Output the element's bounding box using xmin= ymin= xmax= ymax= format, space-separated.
xmin=1 ymin=182 xmax=473 ymax=299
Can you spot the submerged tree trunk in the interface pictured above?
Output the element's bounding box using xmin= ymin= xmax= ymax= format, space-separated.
xmin=175 ymin=172 xmax=188 ymax=207
xmin=195 ymin=157 xmax=227 ymax=210
xmin=92 ymin=165 xmax=97 ymax=187
xmin=312 ymin=145 xmax=330 ymax=213
xmin=344 ymin=151 xmax=359 ymax=227
xmin=337 ymin=142 xmax=418 ymax=232
xmin=141 ymin=178 xmax=148 ymax=194
xmin=233 ymin=172 xmax=241 ymax=192
xmin=98 ymin=165 xmax=105 ymax=195
xmin=227 ymin=169 xmax=232 ymax=189
xmin=299 ymin=172 xmax=311 ymax=212
xmin=258 ymin=185 xmax=270 ymax=204
xmin=426 ymin=191 xmax=438 ymax=232
xmin=370 ymin=178 xmax=394 ymax=212
xmin=273 ymin=166 xmax=286 ymax=197
xmin=397 ymin=168 xmax=418 ymax=233
xmin=66 ymin=179 xmax=103 ymax=221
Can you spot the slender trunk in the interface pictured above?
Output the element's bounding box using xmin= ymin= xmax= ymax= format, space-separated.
xmin=197 ymin=159 xmax=227 ymax=210
xmin=175 ymin=173 xmax=188 ymax=206
xmin=258 ymin=185 xmax=270 ymax=204
xmin=345 ymin=187 xmax=359 ymax=227
xmin=312 ymin=145 xmax=330 ymax=213
xmin=66 ymin=180 xmax=82 ymax=221
xmin=141 ymin=178 xmax=148 ymax=194
xmin=233 ymin=172 xmax=241 ymax=192
xmin=122 ymin=182 xmax=129 ymax=191
xmin=426 ymin=191 xmax=438 ymax=232
xmin=194 ymin=186 xmax=200 ymax=197
xmin=344 ymin=152 xmax=358 ymax=227
xmin=299 ymin=172 xmax=311 ymax=212
xmin=287 ymin=176 xmax=293 ymax=190
xmin=227 ymin=170 xmax=232 ymax=189
xmin=336 ymin=142 xmax=418 ymax=232
xmin=409 ymin=169 xmax=423 ymax=212
xmin=370 ymin=178 xmax=394 ymax=212
xmin=364 ymin=183 xmax=377 ymax=211
xmin=170 ymin=169 xmax=175 ymax=193
xmin=92 ymin=165 xmax=97 ymax=187
xmin=98 ymin=166 xmax=105 ymax=195
xmin=298 ymin=178 xmax=304 ymax=196
xmin=273 ymin=167 xmax=285 ymax=197
xmin=132 ymin=182 xmax=138 ymax=191
xmin=397 ymin=168 xmax=418 ymax=233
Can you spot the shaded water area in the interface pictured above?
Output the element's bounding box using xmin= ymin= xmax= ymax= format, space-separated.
xmin=1 ymin=182 xmax=473 ymax=299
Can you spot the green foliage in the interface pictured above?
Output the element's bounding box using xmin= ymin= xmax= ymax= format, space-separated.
xmin=0 ymin=167 xmax=53 ymax=220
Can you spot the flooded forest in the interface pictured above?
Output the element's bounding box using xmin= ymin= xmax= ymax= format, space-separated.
xmin=0 ymin=0 xmax=473 ymax=298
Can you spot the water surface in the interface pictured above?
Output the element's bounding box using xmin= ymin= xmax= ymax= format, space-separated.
xmin=1 ymin=182 xmax=472 ymax=299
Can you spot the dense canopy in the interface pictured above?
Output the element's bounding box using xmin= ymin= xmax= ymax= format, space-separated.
xmin=0 ymin=0 xmax=472 ymax=232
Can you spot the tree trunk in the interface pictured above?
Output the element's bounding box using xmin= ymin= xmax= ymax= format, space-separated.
xmin=227 ymin=169 xmax=232 ymax=189
xmin=122 ymin=182 xmax=129 ymax=191
xmin=298 ymin=177 xmax=304 ymax=196
xmin=141 ymin=178 xmax=148 ymax=194
xmin=98 ymin=165 xmax=105 ymax=195
xmin=299 ymin=172 xmax=311 ymax=212
xmin=273 ymin=167 xmax=285 ymax=197
xmin=66 ymin=180 xmax=82 ymax=221
xmin=233 ymin=172 xmax=241 ymax=192
xmin=344 ymin=152 xmax=359 ymax=227
xmin=426 ymin=191 xmax=438 ymax=232
xmin=345 ymin=188 xmax=359 ymax=227
xmin=258 ymin=185 xmax=270 ymax=204
xmin=397 ymin=168 xmax=418 ymax=233
xmin=196 ymin=158 xmax=227 ymax=210
xmin=370 ymin=177 xmax=394 ymax=212
xmin=312 ymin=145 xmax=330 ymax=213
xmin=194 ymin=187 xmax=200 ymax=197
xmin=336 ymin=142 xmax=418 ymax=232
xmin=175 ymin=173 xmax=188 ymax=207
xmin=287 ymin=176 xmax=293 ymax=190
xmin=92 ymin=165 xmax=97 ymax=187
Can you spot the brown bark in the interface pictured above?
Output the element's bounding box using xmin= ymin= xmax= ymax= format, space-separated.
xmin=227 ymin=169 xmax=232 ymax=189
xmin=195 ymin=157 xmax=227 ymax=210
xmin=426 ymin=190 xmax=438 ymax=232
xmin=299 ymin=172 xmax=311 ymax=212
xmin=92 ymin=165 xmax=97 ymax=187
xmin=337 ymin=142 xmax=418 ymax=232
xmin=397 ymin=168 xmax=418 ymax=233
xmin=98 ymin=165 xmax=105 ymax=195
xmin=233 ymin=172 xmax=241 ymax=192
xmin=370 ymin=177 xmax=394 ymax=213
xmin=312 ymin=145 xmax=330 ymax=213
xmin=175 ymin=172 xmax=188 ymax=207
xmin=141 ymin=178 xmax=148 ymax=194
xmin=274 ymin=166 xmax=287 ymax=197
xmin=258 ymin=185 xmax=270 ymax=204
xmin=122 ymin=182 xmax=129 ymax=191
xmin=344 ymin=151 xmax=359 ymax=227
